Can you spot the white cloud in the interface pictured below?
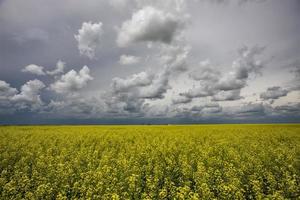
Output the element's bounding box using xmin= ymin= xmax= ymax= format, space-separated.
xmin=0 ymin=79 xmax=45 ymax=113
xmin=75 ymin=22 xmax=103 ymax=59
xmin=106 ymin=40 xmax=191 ymax=115
xmin=119 ymin=54 xmax=140 ymax=65
xmin=12 ymin=79 xmax=45 ymax=110
xmin=46 ymin=60 xmax=65 ymax=76
xmin=22 ymin=61 xmax=66 ymax=77
xmin=105 ymin=70 xmax=170 ymax=115
xmin=50 ymin=66 xmax=93 ymax=94
xmin=112 ymin=71 xmax=153 ymax=93
xmin=0 ymin=80 xmax=17 ymax=98
xmin=22 ymin=64 xmax=46 ymax=75
xmin=0 ymin=80 xmax=18 ymax=114
xmin=117 ymin=6 xmax=183 ymax=47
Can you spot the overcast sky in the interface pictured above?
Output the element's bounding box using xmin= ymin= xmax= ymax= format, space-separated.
xmin=0 ymin=0 xmax=299 ymax=124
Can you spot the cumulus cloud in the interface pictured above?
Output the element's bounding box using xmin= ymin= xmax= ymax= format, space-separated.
xmin=212 ymin=89 xmax=243 ymax=101
xmin=75 ymin=22 xmax=103 ymax=59
xmin=180 ymin=46 xmax=265 ymax=103
xmin=112 ymin=72 xmax=153 ymax=93
xmin=105 ymin=61 xmax=177 ymax=115
xmin=105 ymin=70 xmax=169 ymax=115
xmin=172 ymin=95 xmax=192 ymax=104
xmin=0 ymin=80 xmax=18 ymax=114
xmin=181 ymin=85 xmax=215 ymax=99
xmin=117 ymin=6 xmax=183 ymax=47
xmin=106 ymin=37 xmax=190 ymax=115
xmin=232 ymin=46 xmax=265 ymax=78
xmin=0 ymin=79 xmax=46 ymax=113
xmin=119 ymin=54 xmax=140 ymax=65
xmin=22 ymin=61 xmax=66 ymax=77
xmin=46 ymin=60 xmax=65 ymax=76
xmin=214 ymin=78 xmax=245 ymax=91
xmin=12 ymin=79 xmax=45 ymax=110
xmin=189 ymin=60 xmax=220 ymax=81
xmin=260 ymin=86 xmax=288 ymax=103
xmin=22 ymin=64 xmax=46 ymax=75
xmin=140 ymin=71 xmax=171 ymax=99
xmin=160 ymin=44 xmax=190 ymax=72
xmin=213 ymin=46 xmax=265 ymax=91
xmin=50 ymin=66 xmax=93 ymax=94
xmin=0 ymin=80 xmax=18 ymax=98
xmin=0 ymin=0 xmax=299 ymax=123
xmin=12 ymin=79 xmax=45 ymax=102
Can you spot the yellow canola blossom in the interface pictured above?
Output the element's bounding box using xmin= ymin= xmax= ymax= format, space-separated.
xmin=0 ymin=124 xmax=299 ymax=199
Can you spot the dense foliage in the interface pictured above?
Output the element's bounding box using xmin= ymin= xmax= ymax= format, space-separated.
xmin=0 ymin=125 xmax=299 ymax=199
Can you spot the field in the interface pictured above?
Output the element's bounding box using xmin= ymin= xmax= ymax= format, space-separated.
xmin=0 ymin=125 xmax=299 ymax=199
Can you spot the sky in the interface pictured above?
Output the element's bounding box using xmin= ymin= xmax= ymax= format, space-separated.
xmin=0 ymin=0 xmax=299 ymax=124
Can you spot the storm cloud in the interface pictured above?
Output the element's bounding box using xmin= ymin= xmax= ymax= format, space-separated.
xmin=0 ymin=0 xmax=299 ymax=124
xmin=117 ymin=6 xmax=184 ymax=47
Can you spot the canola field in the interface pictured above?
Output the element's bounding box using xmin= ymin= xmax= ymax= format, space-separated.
xmin=0 ymin=124 xmax=299 ymax=199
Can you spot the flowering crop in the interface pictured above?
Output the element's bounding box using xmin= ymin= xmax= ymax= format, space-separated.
xmin=0 ymin=124 xmax=299 ymax=199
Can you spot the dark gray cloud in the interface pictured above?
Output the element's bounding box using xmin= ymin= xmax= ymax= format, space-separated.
xmin=0 ymin=0 xmax=299 ymax=123
xmin=0 ymin=79 xmax=45 ymax=114
xmin=173 ymin=102 xmax=223 ymax=119
xmin=180 ymin=46 xmax=265 ymax=102
xmin=189 ymin=62 xmax=221 ymax=81
xmin=288 ymin=61 xmax=300 ymax=91
xmin=104 ymin=45 xmax=188 ymax=115
xmin=260 ymin=86 xmax=288 ymax=102
xmin=274 ymin=103 xmax=300 ymax=116
xmin=212 ymin=89 xmax=243 ymax=101
xmin=236 ymin=103 xmax=266 ymax=115
xmin=13 ymin=28 xmax=49 ymax=44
